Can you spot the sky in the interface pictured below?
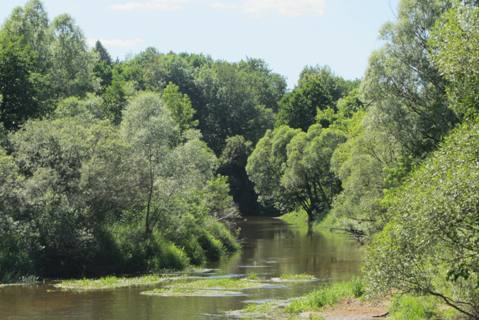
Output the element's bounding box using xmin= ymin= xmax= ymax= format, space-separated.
xmin=1 ymin=0 xmax=399 ymax=87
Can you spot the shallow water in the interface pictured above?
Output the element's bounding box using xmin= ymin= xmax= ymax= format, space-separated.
xmin=0 ymin=217 xmax=362 ymax=320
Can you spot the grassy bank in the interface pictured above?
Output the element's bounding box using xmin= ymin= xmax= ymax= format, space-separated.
xmin=230 ymin=279 xmax=365 ymax=319
xmin=232 ymin=279 xmax=459 ymax=320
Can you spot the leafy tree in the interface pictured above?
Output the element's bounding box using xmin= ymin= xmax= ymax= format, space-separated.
xmin=102 ymin=65 xmax=136 ymax=124
xmin=366 ymin=119 xmax=479 ymax=318
xmin=361 ymin=0 xmax=456 ymax=158
xmin=195 ymin=61 xmax=275 ymax=153
xmin=93 ymin=40 xmax=113 ymax=92
xmin=161 ymin=83 xmax=198 ymax=134
xmin=48 ymin=14 xmax=98 ymax=99
xmin=330 ymin=110 xmax=401 ymax=237
xmin=55 ymin=94 xmax=107 ymax=121
xmin=282 ymin=125 xmax=346 ymax=222
xmin=120 ymin=92 xmax=180 ymax=234
xmin=237 ymin=58 xmax=286 ymax=112
xmin=247 ymin=125 xmax=345 ymax=222
xmin=430 ymin=3 xmax=479 ymax=120
xmin=0 ymin=33 xmax=42 ymax=130
xmin=329 ymin=0 xmax=459 ymax=237
xmin=277 ymin=66 xmax=353 ymax=131
xmin=246 ymin=126 xmax=300 ymax=213
xmin=9 ymin=116 xmax=132 ymax=276
xmin=1 ymin=0 xmax=50 ymax=73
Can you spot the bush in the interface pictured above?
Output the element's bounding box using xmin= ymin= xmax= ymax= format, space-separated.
xmin=197 ymin=230 xmax=225 ymax=262
xmin=177 ymin=235 xmax=206 ymax=265
xmin=351 ymin=277 xmax=365 ymax=298
xmin=207 ymin=219 xmax=239 ymax=253
xmin=108 ymin=224 xmax=189 ymax=273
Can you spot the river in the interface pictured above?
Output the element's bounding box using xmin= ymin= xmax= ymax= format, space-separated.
xmin=0 ymin=217 xmax=362 ymax=319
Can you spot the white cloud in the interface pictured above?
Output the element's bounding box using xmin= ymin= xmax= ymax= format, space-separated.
xmin=210 ymin=0 xmax=325 ymax=17
xmin=110 ymin=0 xmax=189 ymax=11
xmin=88 ymin=38 xmax=145 ymax=48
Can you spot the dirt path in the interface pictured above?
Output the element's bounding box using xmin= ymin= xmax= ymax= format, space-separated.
xmin=301 ymin=298 xmax=390 ymax=320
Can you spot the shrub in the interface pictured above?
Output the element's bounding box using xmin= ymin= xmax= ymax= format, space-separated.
xmin=207 ymin=219 xmax=239 ymax=253
xmin=108 ymin=223 xmax=189 ymax=273
xmin=197 ymin=230 xmax=225 ymax=262
xmin=351 ymin=277 xmax=365 ymax=298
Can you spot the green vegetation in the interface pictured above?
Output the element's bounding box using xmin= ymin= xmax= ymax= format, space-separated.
xmin=389 ymin=295 xmax=447 ymax=320
xmin=230 ymin=280 xmax=362 ymax=319
xmin=1 ymin=0 xmax=479 ymax=318
xmin=55 ymin=275 xmax=181 ymax=291
xmin=142 ymin=288 xmax=244 ymax=297
xmin=0 ymin=0 xmax=247 ymax=282
xmin=278 ymin=274 xmax=317 ymax=281
xmin=285 ymin=281 xmax=362 ymax=313
xmin=246 ymin=0 xmax=479 ymax=318
xmin=141 ymin=277 xmax=267 ymax=297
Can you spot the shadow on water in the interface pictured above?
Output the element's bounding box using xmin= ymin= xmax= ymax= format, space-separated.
xmin=0 ymin=216 xmax=362 ymax=320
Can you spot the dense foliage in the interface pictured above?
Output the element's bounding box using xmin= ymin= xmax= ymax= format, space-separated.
xmin=1 ymin=1 xmax=479 ymax=316
xmin=248 ymin=0 xmax=479 ymax=316
xmin=366 ymin=119 xmax=479 ymax=317
xmin=0 ymin=0 xmax=246 ymax=280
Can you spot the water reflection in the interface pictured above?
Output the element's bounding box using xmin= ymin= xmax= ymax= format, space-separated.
xmin=0 ymin=217 xmax=362 ymax=320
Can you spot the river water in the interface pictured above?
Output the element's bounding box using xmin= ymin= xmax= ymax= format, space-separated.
xmin=0 ymin=217 xmax=362 ymax=320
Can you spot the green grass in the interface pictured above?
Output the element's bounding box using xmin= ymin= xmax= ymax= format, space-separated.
xmin=141 ymin=277 xmax=267 ymax=297
xmin=55 ymin=275 xmax=181 ymax=291
xmin=243 ymin=302 xmax=281 ymax=313
xmin=285 ymin=281 xmax=360 ymax=313
xmin=166 ymin=277 xmax=267 ymax=290
xmin=389 ymin=294 xmax=458 ymax=320
xmin=233 ymin=279 xmax=364 ymax=318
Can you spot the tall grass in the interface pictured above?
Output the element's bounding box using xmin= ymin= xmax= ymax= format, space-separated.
xmin=285 ymin=279 xmax=364 ymax=313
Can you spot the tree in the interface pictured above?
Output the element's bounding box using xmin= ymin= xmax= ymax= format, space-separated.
xmin=277 ymin=66 xmax=353 ymax=131
xmin=430 ymin=4 xmax=479 ymax=120
xmin=9 ymin=116 xmax=132 ymax=276
xmin=102 ymin=65 xmax=136 ymax=125
xmin=1 ymin=0 xmax=51 ymax=72
xmin=48 ymin=14 xmax=98 ymax=99
xmin=247 ymin=125 xmax=345 ymax=222
xmin=195 ymin=61 xmax=275 ymax=153
xmin=361 ymin=0 xmax=456 ymax=158
xmin=282 ymin=125 xmax=346 ymax=222
xmin=247 ymin=126 xmax=300 ymax=213
xmin=329 ymin=0 xmax=459 ymax=238
xmin=161 ymin=83 xmax=198 ymax=134
xmin=120 ymin=92 xmax=180 ymax=235
xmin=54 ymin=94 xmax=107 ymax=121
xmin=0 ymin=33 xmax=41 ymax=130
xmin=93 ymin=40 xmax=113 ymax=92
xmin=366 ymin=119 xmax=479 ymax=318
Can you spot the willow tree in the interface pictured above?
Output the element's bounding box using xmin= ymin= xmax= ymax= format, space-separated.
xmin=247 ymin=125 xmax=345 ymax=223
xmin=120 ymin=92 xmax=180 ymax=235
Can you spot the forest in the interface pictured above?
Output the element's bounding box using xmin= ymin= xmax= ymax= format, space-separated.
xmin=0 ymin=0 xmax=479 ymax=318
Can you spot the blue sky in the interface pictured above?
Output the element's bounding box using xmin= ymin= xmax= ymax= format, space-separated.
xmin=1 ymin=0 xmax=399 ymax=87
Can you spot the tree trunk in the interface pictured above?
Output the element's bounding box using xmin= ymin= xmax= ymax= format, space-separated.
xmin=145 ymin=149 xmax=154 ymax=236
